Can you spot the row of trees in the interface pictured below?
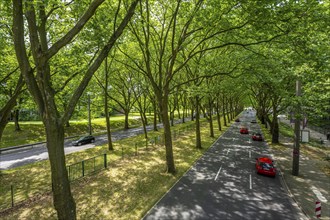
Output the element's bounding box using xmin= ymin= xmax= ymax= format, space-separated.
xmin=0 ymin=0 xmax=328 ymax=219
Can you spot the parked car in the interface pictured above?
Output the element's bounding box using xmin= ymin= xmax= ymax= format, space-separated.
xmin=72 ymin=135 xmax=95 ymax=146
xmin=235 ymin=118 xmax=240 ymax=122
xmin=255 ymin=157 xmax=276 ymax=177
xmin=252 ymin=133 xmax=263 ymax=141
xmin=240 ymin=126 xmax=249 ymax=134
xmin=251 ymin=119 xmax=257 ymax=123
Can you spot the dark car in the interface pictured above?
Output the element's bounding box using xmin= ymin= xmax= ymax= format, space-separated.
xmin=240 ymin=126 xmax=249 ymax=134
xmin=251 ymin=119 xmax=257 ymax=123
xmin=252 ymin=133 xmax=263 ymax=141
xmin=72 ymin=135 xmax=95 ymax=146
xmin=255 ymin=157 xmax=276 ymax=177
xmin=235 ymin=118 xmax=240 ymax=122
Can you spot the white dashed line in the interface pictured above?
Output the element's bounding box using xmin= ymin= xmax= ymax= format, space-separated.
xmin=214 ymin=165 xmax=223 ymax=181
xmin=250 ymin=174 xmax=252 ymax=189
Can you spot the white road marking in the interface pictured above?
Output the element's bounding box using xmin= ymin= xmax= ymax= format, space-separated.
xmin=249 ymin=150 xmax=251 ymax=158
xmin=311 ymin=186 xmax=328 ymax=203
xmin=250 ymin=174 xmax=252 ymax=189
xmin=226 ymin=149 xmax=230 ymax=155
xmin=214 ymin=165 xmax=223 ymax=181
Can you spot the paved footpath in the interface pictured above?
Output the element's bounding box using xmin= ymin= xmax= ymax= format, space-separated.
xmin=271 ymin=128 xmax=330 ymax=219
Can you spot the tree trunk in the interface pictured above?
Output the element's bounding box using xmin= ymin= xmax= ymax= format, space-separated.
xmin=0 ymin=75 xmax=24 ymax=141
xmin=140 ymin=111 xmax=148 ymax=140
xmin=45 ymin=121 xmax=76 ymax=220
xmin=222 ymin=96 xmax=227 ymax=126
xmin=153 ymin=98 xmax=158 ymax=131
xmin=216 ymin=100 xmax=222 ymax=131
xmin=124 ymin=110 xmax=129 ymax=129
xmin=272 ymin=119 xmax=279 ymax=143
xmin=208 ymin=99 xmax=214 ymax=138
xmin=14 ymin=109 xmax=21 ymax=131
xmin=195 ymin=96 xmax=202 ymax=149
xmin=159 ymin=95 xmax=175 ymax=173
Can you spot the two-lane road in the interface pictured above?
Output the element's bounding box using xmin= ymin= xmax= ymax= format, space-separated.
xmin=0 ymin=117 xmax=188 ymax=170
xmin=143 ymin=111 xmax=307 ymax=220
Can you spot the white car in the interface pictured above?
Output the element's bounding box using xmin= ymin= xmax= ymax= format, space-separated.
xmin=277 ymin=115 xmax=287 ymax=119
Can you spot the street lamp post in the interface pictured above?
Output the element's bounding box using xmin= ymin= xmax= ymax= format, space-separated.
xmin=292 ymin=80 xmax=301 ymax=176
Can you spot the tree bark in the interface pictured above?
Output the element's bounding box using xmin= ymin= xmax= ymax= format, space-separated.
xmin=46 ymin=120 xmax=76 ymax=220
xmin=13 ymin=109 xmax=21 ymax=131
xmin=158 ymin=94 xmax=175 ymax=173
xmin=216 ymin=99 xmax=222 ymax=131
xmin=0 ymin=75 xmax=24 ymax=141
xmin=222 ymin=96 xmax=227 ymax=126
xmin=208 ymin=98 xmax=214 ymax=138
xmin=195 ymin=96 xmax=202 ymax=149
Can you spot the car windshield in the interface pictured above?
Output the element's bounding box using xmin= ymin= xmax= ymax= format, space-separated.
xmin=260 ymin=162 xmax=273 ymax=169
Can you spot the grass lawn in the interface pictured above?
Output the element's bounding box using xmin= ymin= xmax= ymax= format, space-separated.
xmin=0 ymin=118 xmax=230 ymax=219
xmin=0 ymin=115 xmax=146 ymax=149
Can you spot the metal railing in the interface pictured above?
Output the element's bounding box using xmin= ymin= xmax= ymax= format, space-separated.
xmin=0 ymin=154 xmax=107 ymax=211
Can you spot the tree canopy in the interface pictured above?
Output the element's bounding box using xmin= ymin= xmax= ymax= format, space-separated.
xmin=0 ymin=0 xmax=328 ymax=218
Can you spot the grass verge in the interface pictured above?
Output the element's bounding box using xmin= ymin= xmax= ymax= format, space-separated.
xmin=0 ymin=118 xmax=230 ymax=219
xmin=260 ymin=122 xmax=330 ymax=175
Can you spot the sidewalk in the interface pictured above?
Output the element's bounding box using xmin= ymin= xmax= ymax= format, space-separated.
xmin=270 ymin=125 xmax=330 ymax=220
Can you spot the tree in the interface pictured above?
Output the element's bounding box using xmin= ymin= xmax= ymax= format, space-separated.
xmin=12 ymin=0 xmax=139 ymax=218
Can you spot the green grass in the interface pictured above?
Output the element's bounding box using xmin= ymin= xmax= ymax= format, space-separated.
xmin=0 ymin=117 xmax=231 ymax=219
xmin=0 ymin=115 xmax=145 ymax=149
xmin=260 ymin=121 xmax=330 ymax=175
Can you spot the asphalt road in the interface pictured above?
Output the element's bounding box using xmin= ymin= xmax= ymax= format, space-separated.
xmin=143 ymin=111 xmax=307 ymax=220
xmin=0 ymin=117 xmax=185 ymax=170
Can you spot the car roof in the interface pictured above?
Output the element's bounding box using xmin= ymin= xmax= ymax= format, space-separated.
xmin=257 ymin=157 xmax=273 ymax=163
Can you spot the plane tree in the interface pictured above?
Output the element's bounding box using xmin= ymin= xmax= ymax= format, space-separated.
xmin=0 ymin=1 xmax=25 ymax=141
xmin=11 ymin=0 xmax=139 ymax=218
xmin=117 ymin=0 xmax=293 ymax=174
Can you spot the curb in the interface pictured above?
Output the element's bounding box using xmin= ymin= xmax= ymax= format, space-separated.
xmin=276 ymin=163 xmax=311 ymax=220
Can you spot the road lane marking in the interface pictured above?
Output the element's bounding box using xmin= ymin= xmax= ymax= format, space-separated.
xmin=249 ymin=150 xmax=251 ymax=158
xmin=214 ymin=165 xmax=223 ymax=181
xmin=249 ymin=174 xmax=252 ymax=189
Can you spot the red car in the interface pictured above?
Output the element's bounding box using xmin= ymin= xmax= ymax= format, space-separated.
xmin=240 ymin=127 xmax=249 ymax=134
xmin=255 ymin=157 xmax=276 ymax=177
xmin=252 ymin=133 xmax=263 ymax=141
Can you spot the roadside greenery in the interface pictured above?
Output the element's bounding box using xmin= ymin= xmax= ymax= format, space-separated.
xmin=1 ymin=0 xmax=328 ymax=218
xmin=261 ymin=122 xmax=330 ymax=175
xmin=0 ymin=114 xmax=145 ymax=149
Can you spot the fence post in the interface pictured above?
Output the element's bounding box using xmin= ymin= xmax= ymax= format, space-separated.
xmin=82 ymin=160 xmax=85 ymax=177
xmin=104 ymin=153 xmax=107 ymax=168
xmin=93 ymin=157 xmax=96 ymax=172
xmin=11 ymin=185 xmax=14 ymax=207
xmin=135 ymin=143 xmax=138 ymax=155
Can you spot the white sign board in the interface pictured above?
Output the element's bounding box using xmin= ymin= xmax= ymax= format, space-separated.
xmin=301 ymin=130 xmax=310 ymax=143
